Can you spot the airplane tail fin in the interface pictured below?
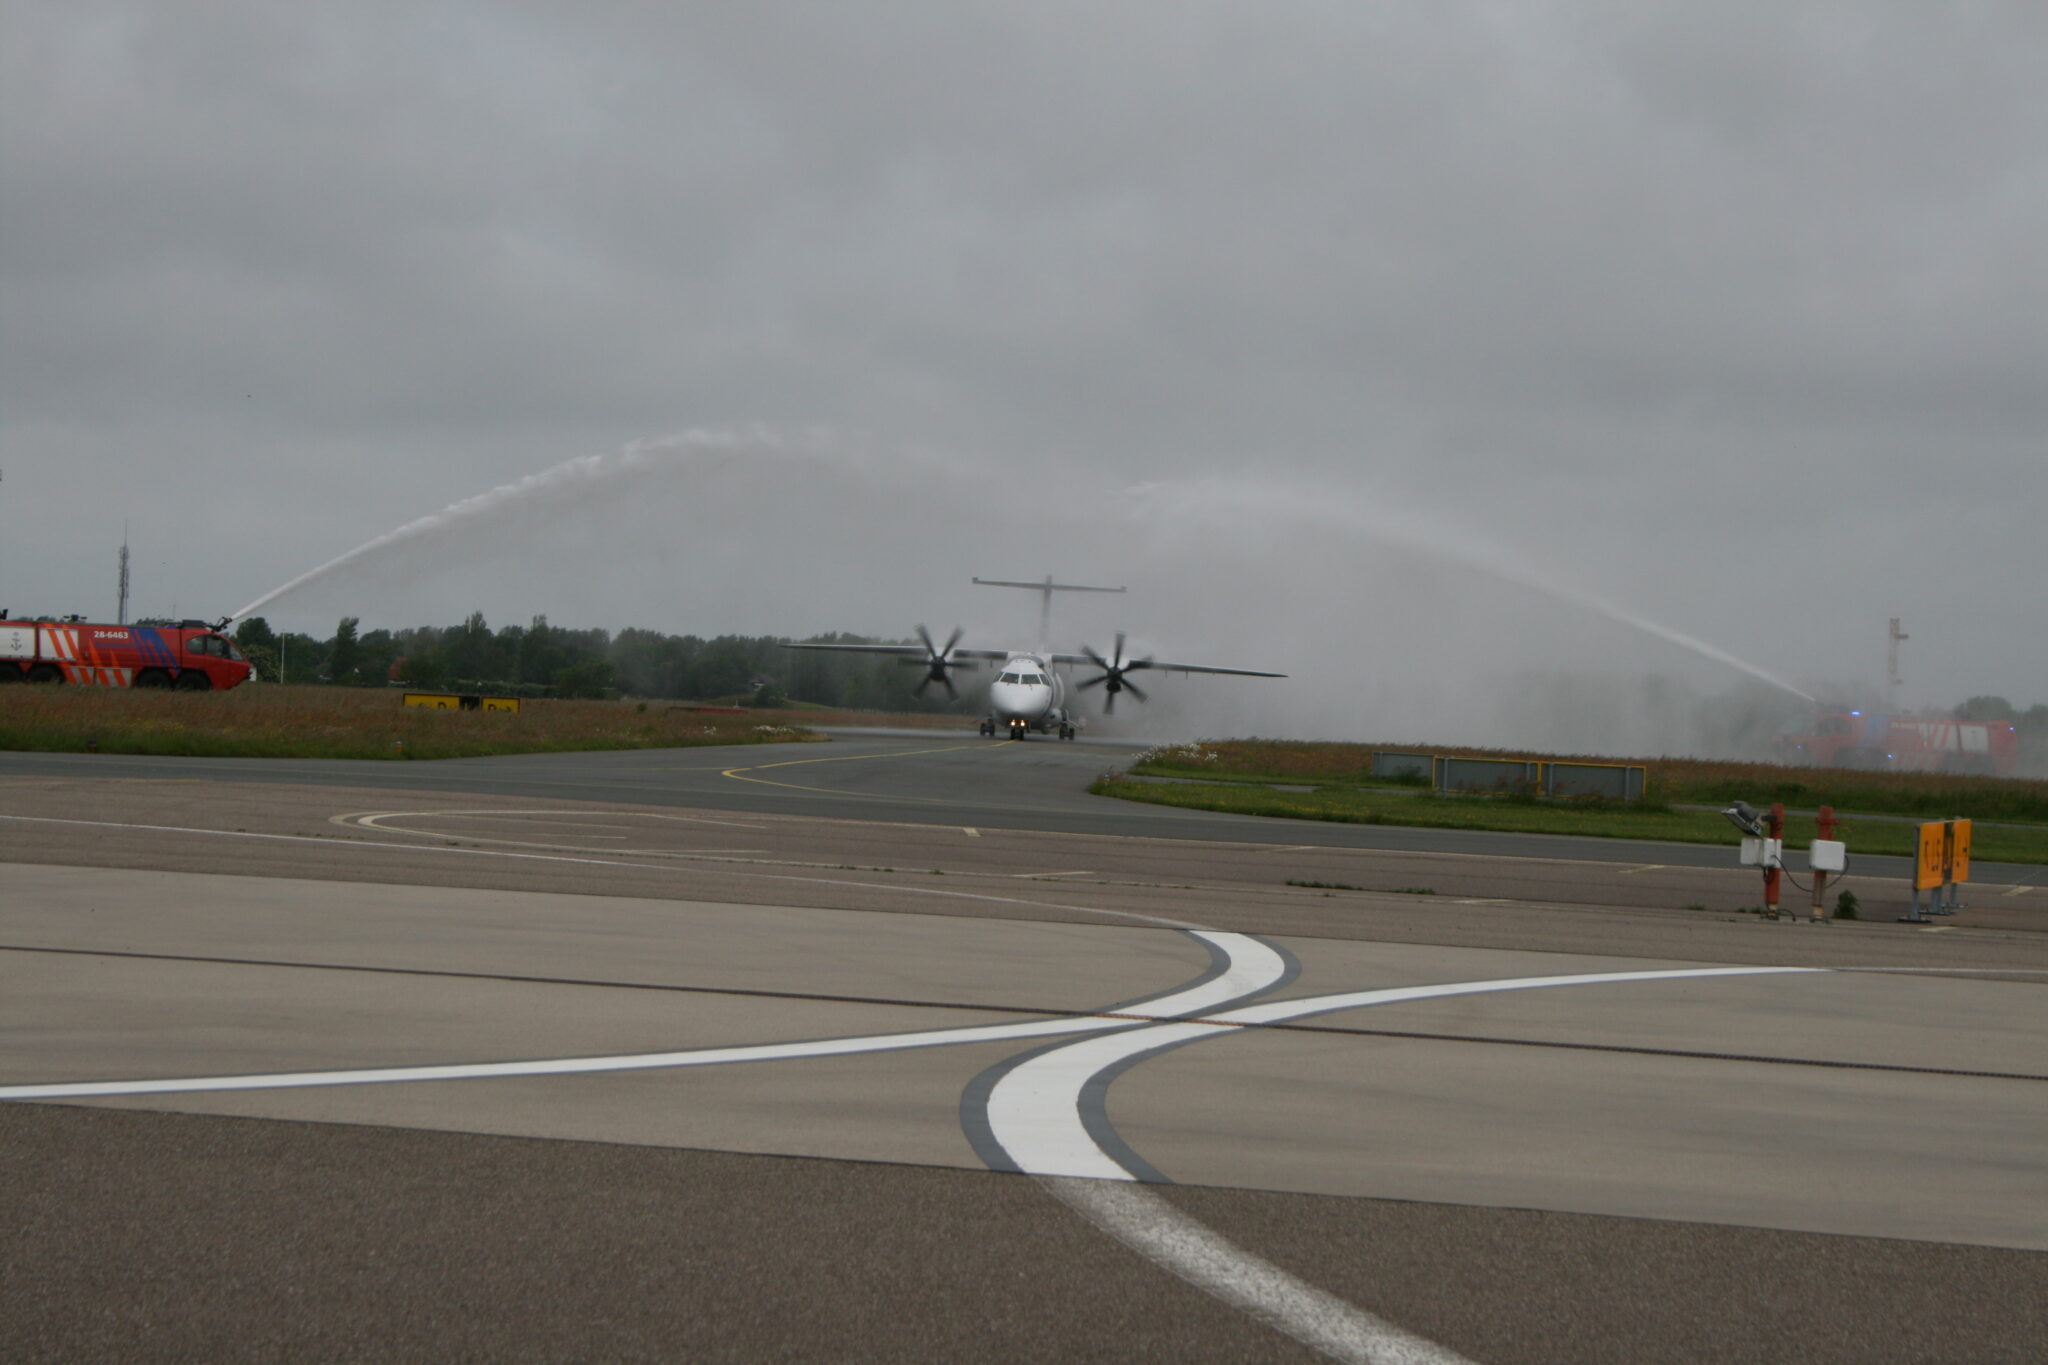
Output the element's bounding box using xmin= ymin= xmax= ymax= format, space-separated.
xmin=973 ymin=575 xmax=1125 ymax=651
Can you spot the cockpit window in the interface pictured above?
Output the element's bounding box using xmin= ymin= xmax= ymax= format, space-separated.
xmin=998 ymin=672 xmax=1020 ymax=683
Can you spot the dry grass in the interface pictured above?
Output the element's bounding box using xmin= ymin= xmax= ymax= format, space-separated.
xmin=0 ymin=684 xmax=825 ymax=760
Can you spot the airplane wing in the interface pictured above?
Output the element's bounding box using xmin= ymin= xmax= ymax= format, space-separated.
xmin=782 ymin=642 xmax=1010 ymax=662
xmin=1046 ymin=652 xmax=1286 ymax=678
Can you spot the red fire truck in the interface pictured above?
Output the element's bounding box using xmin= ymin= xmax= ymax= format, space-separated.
xmin=1775 ymin=710 xmax=2020 ymax=776
xmin=0 ymin=618 xmax=254 ymax=691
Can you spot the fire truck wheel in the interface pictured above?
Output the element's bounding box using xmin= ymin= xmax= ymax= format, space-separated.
xmin=173 ymin=672 xmax=213 ymax=691
xmin=0 ymin=666 xmax=20 ymax=683
xmin=134 ymin=670 xmax=173 ymax=689
xmin=25 ymin=665 xmax=63 ymax=684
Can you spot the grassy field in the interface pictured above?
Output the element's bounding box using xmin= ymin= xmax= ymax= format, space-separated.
xmin=1091 ymin=777 xmax=2048 ymax=864
xmin=0 ymin=684 xmax=829 ymax=760
xmin=1104 ymin=739 xmax=2048 ymax=865
xmin=1130 ymin=740 xmax=2048 ymax=823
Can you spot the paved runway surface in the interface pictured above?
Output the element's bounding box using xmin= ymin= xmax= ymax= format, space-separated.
xmin=4 ymin=735 xmax=2045 ymax=1361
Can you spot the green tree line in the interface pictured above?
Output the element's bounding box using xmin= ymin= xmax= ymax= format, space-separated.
xmin=228 ymin=613 xmax=969 ymax=712
xmin=206 ymin=614 xmax=2048 ymax=753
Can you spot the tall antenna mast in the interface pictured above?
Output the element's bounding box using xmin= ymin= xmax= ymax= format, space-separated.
xmin=1887 ymin=616 xmax=1908 ymax=710
xmin=973 ymin=575 xmax=1126 ymax=650
xmin=117 ymin=525 xmax=131 ymax=626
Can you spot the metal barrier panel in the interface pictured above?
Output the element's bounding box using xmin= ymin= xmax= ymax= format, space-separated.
xmin=1435 ymin=758 xmax=1541 ymax=794
xmin=1371 ymin=751 xmax=1434 ymax=780
xmin=403 ymin=693 xmax=519 ymax=712
xmin=1915 ymin=822 xmax=1947 ymax=890
xmin=1542 ymin=762 xmax=1646 ymax=801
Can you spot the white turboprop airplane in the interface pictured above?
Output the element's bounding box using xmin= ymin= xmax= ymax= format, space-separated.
xmin=784 ymin=577 xmax=1285 ymax=740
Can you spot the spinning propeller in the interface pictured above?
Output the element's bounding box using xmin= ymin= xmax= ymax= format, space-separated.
xmin=904 ymin=625 xmax=975 ymax=700
xmin=1077 ymin=633 xmax=1151 ymax=714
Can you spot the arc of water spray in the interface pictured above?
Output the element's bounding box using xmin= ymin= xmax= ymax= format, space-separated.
xmin=1120 ymin=476 xmax=1814 ymax=703
xmin=226 ymin=429 xmax=785 ymax=625
xmin=232 ymin=429 xmax=1813 ymax=705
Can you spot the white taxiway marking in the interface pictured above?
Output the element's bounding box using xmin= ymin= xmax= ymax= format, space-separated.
xmin=0 ymin=932 xmax=1276 ymax=1102
xmin=981 ymin=966 xmax=1824 ymax=1181
xmin=1046 ymin=1177 xmax=1475 ymax=1365
xmin=984 ymin=962 xmax=1825 ymax=1365
xmin=423 ymin=816 xmax=640 ymax=832
xmin=963 ymin=827 xmax=981 ymax=837
xmin=349 ymin=808 xmax=768 ymax=832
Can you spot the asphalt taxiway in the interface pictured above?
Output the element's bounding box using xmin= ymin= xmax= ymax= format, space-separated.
xmin=3 ymin=736 xmax=2044 ymax=1362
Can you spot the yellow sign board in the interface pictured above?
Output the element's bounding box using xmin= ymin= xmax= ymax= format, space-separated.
xmin=402 ymin=692 xmax=521 ymax=714
xmin=1951 ymin=819 xmax=1971 ymax=883
xmin=1915 ymin=821 xmax=1948 ymax=890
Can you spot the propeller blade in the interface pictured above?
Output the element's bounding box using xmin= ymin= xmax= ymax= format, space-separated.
xmin=1079 ymin=634 xmax=1153 ymax=714
xmin=913 ymin=674 xmax=933 ymax=699
xmin=908 ymin=623 xmax=975 ymax=692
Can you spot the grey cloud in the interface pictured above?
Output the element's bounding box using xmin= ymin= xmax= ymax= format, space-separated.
xmin=3 ymin=1 xmax=2042 ymax=713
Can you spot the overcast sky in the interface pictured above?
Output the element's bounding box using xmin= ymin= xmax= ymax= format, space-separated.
xmin=4 ymin=2 xmax=2043 ymax=738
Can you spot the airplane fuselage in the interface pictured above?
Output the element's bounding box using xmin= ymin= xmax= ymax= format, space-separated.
xmin=983 ymin=653 xmax=1073 ymax=738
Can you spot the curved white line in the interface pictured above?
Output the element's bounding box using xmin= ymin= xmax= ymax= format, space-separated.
xmin=983 ymin=966 xmax=1825 ymax=1365
xmin=0 ymin=932 xmax=1274 ymax=1102
xmin=1044 ymin=1177 xmax=1477 ymax=1365
xmin=983 ymin=966 xmax=1825 ymax=1180
xmin=983 ymin=937 xmax=1291 ymax=1179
